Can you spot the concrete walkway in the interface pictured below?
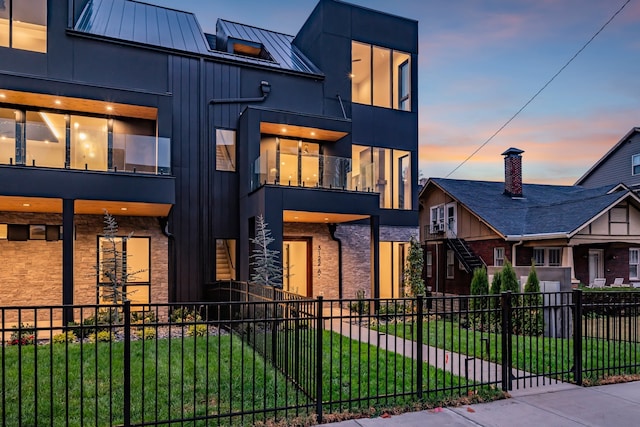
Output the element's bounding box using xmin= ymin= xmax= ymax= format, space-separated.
xmin=324 ymin=306 xmax=569 ymax=391
xmin=324 ymin=381 xmax=640 ymax=426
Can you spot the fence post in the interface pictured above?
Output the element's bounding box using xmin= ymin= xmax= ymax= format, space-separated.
xmin=316 ymin=296 xmax=324 ymax=424
xmin=572 ymin=289 xmax=583 ymax=386
xmin=123 ymin=300 xmax=131 ymax=427
xmin=416 ymin=294 xmax=424 ymax=400
xmin=500 ymin=291 xmax=512 ymax=391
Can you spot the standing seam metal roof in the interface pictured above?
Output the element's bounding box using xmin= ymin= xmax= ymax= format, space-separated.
xmin=74 ymin=0 xmax=322 ymax=76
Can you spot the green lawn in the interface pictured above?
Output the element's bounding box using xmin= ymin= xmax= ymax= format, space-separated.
xmin=0 ymin=328 xmax=488 ymax=426
xmin=377 ymin=317 xmax=640 ymax=381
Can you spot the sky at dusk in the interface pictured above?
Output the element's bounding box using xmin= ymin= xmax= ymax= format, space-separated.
xmin=148 ymin=0 xmax=640 ymax=185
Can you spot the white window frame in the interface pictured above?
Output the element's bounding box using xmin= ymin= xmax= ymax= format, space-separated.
xmin=532 ymin=247 xmax=562 ymax=267
xmin=630 ymin=248 xmax=640 ymax=280
xmin=633 ymin=154 xmax=640 ymax=176
xmin=426 ymin=250 xmax=433 ymax=278
xmin=494 ymin=247 xmax=505 ymax=267
xmin=446 ymin=250 xmax=454 ymax=279
xmin=430 ymin=204 xmax=445 ymax=233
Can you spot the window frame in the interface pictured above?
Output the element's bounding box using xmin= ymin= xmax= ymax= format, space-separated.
xmin=97 ymin=235 xmax=151 ymax=304
xmin=426 ymin=250 xmax=433 ymax=278
xmin=0 ymin=0 xmax=47 ymax=53
xmin=630 ymin=248 xmax=640 ymax=280
xmin=215 ymin=128 xmax=237 ymax=172
xmin=446 ymin=250 xmax=455 ymax=279
xmin=494 ymin=247 xmax=505 ymax=267
xmin=532 ymin=247 xmax=562 ymax=267
xmin=633 ymin=154 xmax=640 ymax=176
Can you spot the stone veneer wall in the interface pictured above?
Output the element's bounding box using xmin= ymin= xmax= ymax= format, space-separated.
xmin=282 ymin=223 xmax=418 ymax=300
xmin=0 ymin=212 xmax=168 ymax=324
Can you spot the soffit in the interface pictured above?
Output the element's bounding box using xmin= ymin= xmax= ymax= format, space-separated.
xmin=283 ymin=210 xmax=369 ymax=224
xmin=261 ymin=122 xmax=347 ymax=142
xmin=0 ymin=196 xmax=170 ymax=216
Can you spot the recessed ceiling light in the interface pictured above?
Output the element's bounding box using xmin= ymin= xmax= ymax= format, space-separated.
xmin=22 ymin=203 xmax=30 ymax=207
xmin=120 ymin=207 xmax=128 ymax=211
xmin=310 ymin=131 xmax=316 ymax=136
xmin=54 ymin=100 xmax=61 ymax=105
xmin=294 ymin=216 xmax=299 ymax=219
xmin=281 ymin=128 xmax=287 ymax=133
xmin=0 ymin=93 xmax=6 ymax=99
xmin=324 ymin=217 xmax=329 ymax=221
xmin=106 ymin=106 xmax=113 ymax=111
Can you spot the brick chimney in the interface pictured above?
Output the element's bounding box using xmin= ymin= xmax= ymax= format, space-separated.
xmin=502 ymin=147 xmax=524 ymax=197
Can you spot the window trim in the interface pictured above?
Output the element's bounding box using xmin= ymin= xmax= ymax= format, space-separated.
xmin=446 ymin=250 xmax=455 ymax=279
xmin=630 ymin=248 xmax=640 ymax=280
xmin=0 ymin=0 xmax=47 ymax=53
xmin=97 ymin=235 xmax=151 ymax=304
xmin=633 ymin=154 xmax=640 ymax=176
xmin=532 ymin=247 xmax=562 ymax=267
xmin=215 ymin=128 xmax=237 ymax=172
xmin=426 ymin=250 xmax=433 ymax=278
xmin=494 ymin=247 xmax=505 ymax=267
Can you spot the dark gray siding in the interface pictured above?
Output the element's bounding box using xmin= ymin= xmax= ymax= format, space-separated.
xmin=579 ymin=131 xmax=640 ymax=188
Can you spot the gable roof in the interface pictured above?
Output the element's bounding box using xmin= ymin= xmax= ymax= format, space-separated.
xmin=426 ymin=178 xmax=636 ymax=239
xmin=575 ymin=127 xmax=640 ymax=185
xmin=74 ymin=0 xmax=322 ymax=76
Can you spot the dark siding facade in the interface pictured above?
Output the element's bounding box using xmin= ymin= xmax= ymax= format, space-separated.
xmin=578 ymin=130 xmax=640 ymax=189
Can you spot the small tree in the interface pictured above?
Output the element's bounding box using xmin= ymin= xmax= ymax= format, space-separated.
xmin=249 ymin=214 xmax=283 ymax=287
xmin=522 ymin=262 xmax=544 ymax=336
xmin=501 ymin=260 xmax=519 ymax=293
xmin=404 ymin=236 xmax=425 ymax=297
xmin=96 ymin=210 xmax=132 ymax=304
xmin=470 ymin=267 xmax=489 ymax=329
xmin=490 ymin=270 xmax=502 ymax=295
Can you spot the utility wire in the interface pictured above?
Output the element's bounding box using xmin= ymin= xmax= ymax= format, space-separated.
xmin=445 ymin=0 xmax=632 ymax=178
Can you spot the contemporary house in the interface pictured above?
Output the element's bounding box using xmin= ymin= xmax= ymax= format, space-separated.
xmin=576 ymin=127 xmax=640 ymax=189
xmin=419 ymin=148 xmax=640 ymax=294
xmin=0 ymin=0 xmax=419 ymax=317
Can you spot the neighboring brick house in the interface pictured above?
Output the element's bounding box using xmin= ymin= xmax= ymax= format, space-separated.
xmin=419 ymin=148 xmax=640 ymax=294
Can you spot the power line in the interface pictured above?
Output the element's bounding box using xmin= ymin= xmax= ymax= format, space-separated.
xmin=445 ymin=0 xmax=632 ymax=178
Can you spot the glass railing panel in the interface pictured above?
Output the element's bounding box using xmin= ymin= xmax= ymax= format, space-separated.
xmin=112 ymin=134 xmax=171 ymax=175
xmin=301 ymin=153 xmax=319 ymax=187
xmin=25 ymin=113 xmax=66 ymax=168
xmin=70 ymin=116 xmax=108 ymax=171
xmin=0 ymin=111 xmax=15 ymax=165
xmin=158 ymin=137 xmax=171 ymax=175
xmin=321 ymin=154 xmax=351 ymax=189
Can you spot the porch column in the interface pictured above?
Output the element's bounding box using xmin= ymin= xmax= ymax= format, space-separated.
xmin=62 ymin=198 xmax=75 ymax=325
xmin=370 ymin=215 xmax=380 ymax=299
xmin=564 ymin=245 xmax=579 ymax=284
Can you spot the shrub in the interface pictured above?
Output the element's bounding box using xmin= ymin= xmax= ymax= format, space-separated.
xmin=131 ymin=310 xmax=156 ymax=324
xmin=348 ymin=289 xmax=369 ymax=315
xmin=501 ymin=261 xmax=519 ymax=293
xmin=8 ymin=323 xmax=36 ymax=346
xmin=139 ymin=326 xmax=156 ymax=340
xmin=470 ymin=268 xmax=489 ymax=330
xmin=187 ymin=324 xmax=208 ymax=337
xmin=52 ymin=331 xmax=77 ymax=344
xmin=521 ymin=263 xmax=544 ymax=336
xmin=89 ymin=330 xmax=114 ymax=343
xmin=170 ymin=307 xmax=202 ymax=323
xmin=490 ymin=270 xmax=502 ymax=294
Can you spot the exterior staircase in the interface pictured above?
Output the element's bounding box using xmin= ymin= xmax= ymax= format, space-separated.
xmin=216 ymin=241 xmax=234 ymax=280
xmin=445 ymin=238 xmax=485 ymax=273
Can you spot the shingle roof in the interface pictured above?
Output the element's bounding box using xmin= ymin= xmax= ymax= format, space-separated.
xmin=429 ymin=178 xmax=629 ymax=237
xmin=74 ymin=0 xmax=322 ymax=76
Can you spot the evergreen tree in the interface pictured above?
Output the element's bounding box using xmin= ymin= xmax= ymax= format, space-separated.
xmin=404 ymin=236 xmax=425 ymax=297
xmin=470 ymin=267 xmax=489 ymax=329
xmin=501 ymin=260 xmax=519 ymax=293
xmin=490 ymin=270 xmax=502 ymax=294
xmin=524 ymin=262 xmax=540 ymax=292
xmin=250 ymin=214 xmax=283 ymax=287
xmin=522 ymin=262 xmax=544 ymax=335
xmin=470 ymin=267 xmax=489 ymax=296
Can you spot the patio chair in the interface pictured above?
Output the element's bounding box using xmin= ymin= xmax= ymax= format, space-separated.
xmin=611 ymin=277 xmax=628 ymax=287
xmin=589 ymin=278 xmax=606 ymax=288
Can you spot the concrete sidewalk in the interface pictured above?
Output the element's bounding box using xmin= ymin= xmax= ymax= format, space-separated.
xmin=324 ymin=381 xmax=640 ymax=426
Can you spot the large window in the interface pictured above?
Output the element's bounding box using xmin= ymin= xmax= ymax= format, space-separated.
xmin=533 ymin=247 xmax=562 ymax=267
xmin=98 ymin=236 xmax=151 ymax=304
xmin=351 ymin=41 xmax=411 ymax=111
xmin=380 ymin=241 xmax=407 ymax=298
xmin=0 ymin=0 xmax=47 ymax=53
xmin=26 ymin=111 xmax=66 ymax=168
xmin=630 ymin=249 xmax=640 ymax=280
xmin=633 ymin=154 xmax=640 ymax=176
xmin=216 ymin=129 xmax=236 ymax=171
xmin=0 ymin=108 xmax=16 ymax=164
xmin=352 ymin=145 xmax=412 ymax=209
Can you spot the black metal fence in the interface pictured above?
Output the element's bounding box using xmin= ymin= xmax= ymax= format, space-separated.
xmin=0 ymin=288 xmax=638 ymax=426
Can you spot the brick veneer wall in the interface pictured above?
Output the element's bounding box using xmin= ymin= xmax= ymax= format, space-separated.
xmin=0 ymin=212 xmax=168 ymax=322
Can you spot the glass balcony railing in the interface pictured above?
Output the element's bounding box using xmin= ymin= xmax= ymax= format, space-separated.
xmin=250 ymin=150 xmax=377 ymax=193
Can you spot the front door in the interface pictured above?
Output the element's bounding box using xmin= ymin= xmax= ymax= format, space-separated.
xmin=588 ymin=249 xmax=604 ymax=284
xmin=283 ymin=238 xmax=312 ymax=297
xmin=445 ymin=202 xmax=457 ymax=238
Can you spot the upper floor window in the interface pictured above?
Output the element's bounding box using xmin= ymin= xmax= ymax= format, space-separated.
xmin=351 ymin=41 xmax=411 ymax=111
xmin=216 ymin=129 xmax=236 ymax=172
xmin=632 ymin=154 xmax=640 ymax=176
xmin=429 ymin=204 xmax=445 ymax=233
xmin=0 ymin=0 xmax=47 ymax=53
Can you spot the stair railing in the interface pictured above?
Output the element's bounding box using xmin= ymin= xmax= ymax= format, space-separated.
xmin=445 ymin=223 xmax=486 ymax=271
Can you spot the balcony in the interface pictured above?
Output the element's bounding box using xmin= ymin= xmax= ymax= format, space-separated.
xmin=251 ymin=150 xmax=376 ymax=192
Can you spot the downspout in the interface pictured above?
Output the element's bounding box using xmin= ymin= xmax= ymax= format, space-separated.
xmin=328 ymin=223 xmax=343 ymax=300
xmin=159 ymin=214 xmax=177 ymax=302
xmin=511 ymin=240 xmax=523 ymax=266
xmin=209 ymin=81 xmax=271 ymax=104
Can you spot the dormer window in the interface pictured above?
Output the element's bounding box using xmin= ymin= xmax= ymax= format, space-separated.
xmin=632 ymin=154 xmax=640 ymax=176
xmin=0 ymin=0 xmax=47 ymax=53
xmin=227 ymin=37 xmax=273 ymax=61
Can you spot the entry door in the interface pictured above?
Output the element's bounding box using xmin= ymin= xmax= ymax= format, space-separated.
xmin=445 ymin=202 xmax=457 ymax=238
xmin=588 ymin=249 xmax=604 ymax=284
xmin=283 ymin=238 xmax=312 ymax=297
